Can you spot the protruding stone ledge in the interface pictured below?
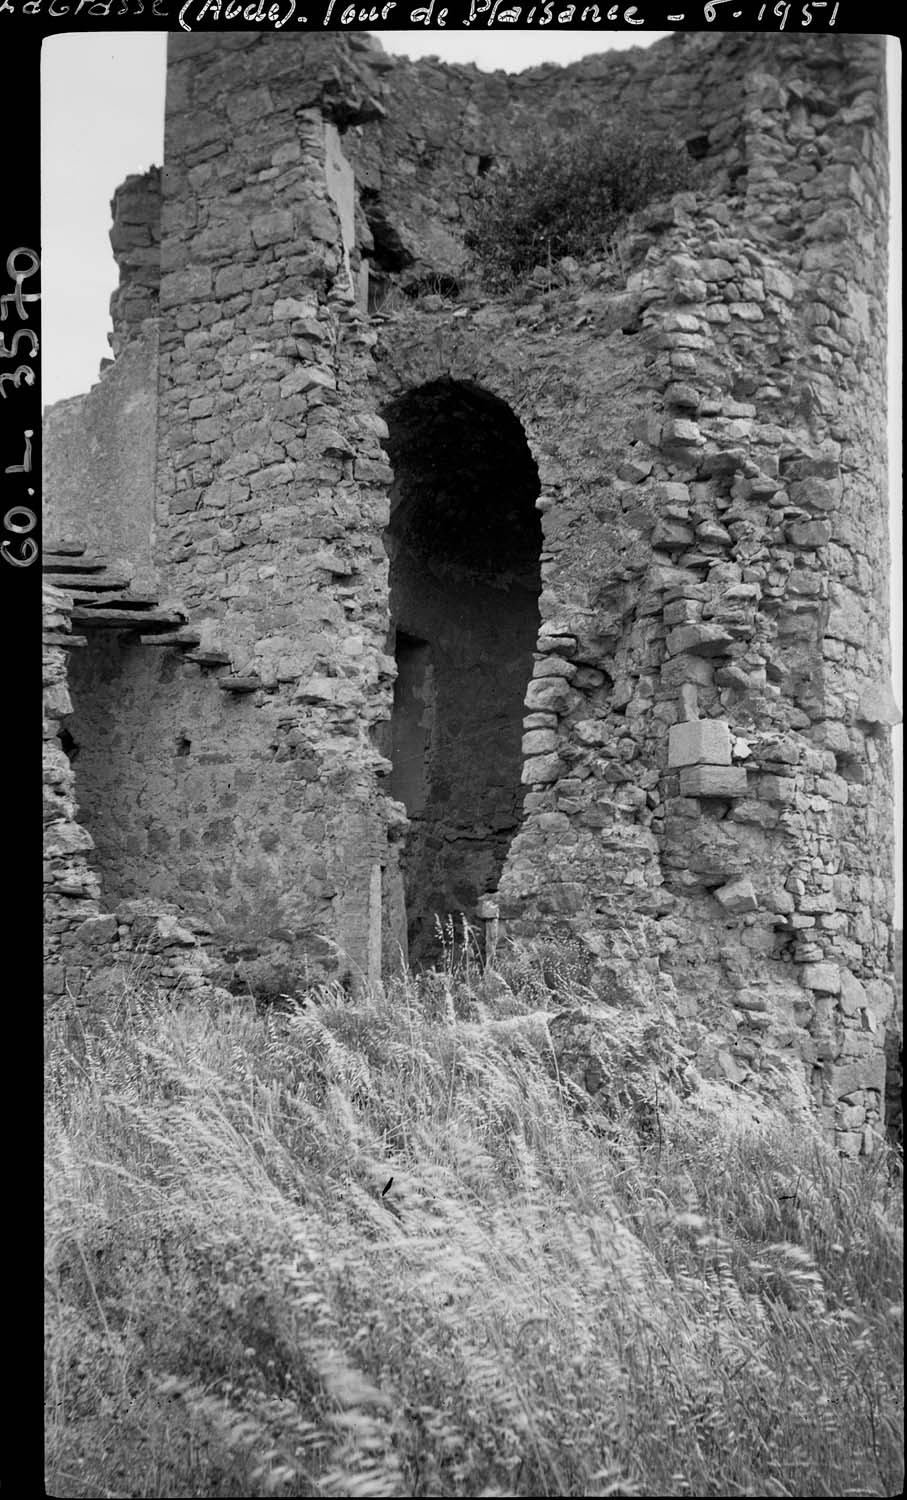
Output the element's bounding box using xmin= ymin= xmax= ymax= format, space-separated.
xmin=184 ymin=648 xmax=232 ymax=668
xmin=679 ymin=765 xmax=747 ymax=798
xmin=42 ymin=551 xmax=111 ymax=574
xmin=44 ymin=631 xmax=86 ymax=649
xmin=856 ymin=681 xmax=902 ymax=729
xmin=665 ymin=622 xmax=735 ymax=657
xmin=138 ymin=627 xmax=202 ymax=648
xmin=70 ymin=605 xmax=188 ymax=632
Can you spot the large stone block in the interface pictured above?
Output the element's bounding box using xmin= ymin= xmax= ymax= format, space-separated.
xmin=714 ymin=877 xmax=759 ymax=914
xmin=250 ymin=209 xmax=296 ymax=248
xmin=521 ymin=753 xmax=564 ymax=785
xmin=44 ymin=964 xmax=65 ymax=996
xmin=838 ymin=969 xmax=868 ymax=1016
xmin=72 ymin=915 xmax=118 ymax=948
xmin=857 ymin=681 xmax=902 ymax=728
xmin=160 ymin=265 xmax=212 ymax=306
xmin=664 ymin=599 xmax=702 ymax=626
xmin=864 ymin=979 xmax=895 ymax=1032
xmin=45 ymin=820 xmax=95 ymax=858
xmin=522 ymin=729 xmax=559 ymax=756
xmin=825 ymin=1052 xmax=887 ymax=1100
xmin=668 ymin=720 xmax=732 ymax=768
xmin=525 ymin=676 xmax=573 ymax=714
xmin=786 ymin=519 xmax=832 ymax=548
xmin=666 ymin=623 xmax=735 ymax=657
xmin=800 ymin=962 xmax=841 ymax=994
xmin=756 ymin=774 xmax=796 ymax=804
xmin=788 ymin=476 xmax=841 ymax=511
xmin=678 ymin=765 xmax=747 ymax=798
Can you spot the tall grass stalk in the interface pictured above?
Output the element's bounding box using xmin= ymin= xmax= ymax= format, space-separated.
xmin=45 ymin=960 xmax=903 ymax=1497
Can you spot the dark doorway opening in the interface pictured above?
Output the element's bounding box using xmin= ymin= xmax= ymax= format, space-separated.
xmin=382 ymin=378 xmax=542 ymax=966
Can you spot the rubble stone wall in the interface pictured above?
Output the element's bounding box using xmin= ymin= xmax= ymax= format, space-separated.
xmin=343 ymin=30 xmax=747 ymax=296
xmin=109 ymin=167 xmax=162 ymax=359
xmin=43 ymin=584 xmax=103 ymax=989
xmin=43 ymin=31 xmax=898 ymax=1153
xmin=43 ymin=582 xmax=233 ymax=1009
xmin=43 ymin=327 xmax=161 ymax=594
xmin=62 ymin=627 xmax=344 ymax=981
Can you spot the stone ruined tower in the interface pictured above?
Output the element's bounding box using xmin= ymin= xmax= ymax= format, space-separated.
xmin=43 ymin=31 xmax=899 ymax=1155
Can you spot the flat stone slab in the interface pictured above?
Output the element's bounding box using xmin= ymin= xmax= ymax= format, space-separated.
xmin=184 ymin=649 xmax=232 ymax=667
xmin=69 ymin=592 xmax=159 ymax=612
xmin=138 ymin=628 xmax=202 ymax=648
xmin=43 ymin=540 xmax=86 ymax=557
xmin=43 ymin=554 xmax=111 ymax=573
xmin=70 ymin=606 xmax=187 ymax=632
xmin=43 ymin=630 xmax=87 ymax=648
xmin=54 ymin=575 xmax=133 ymax=594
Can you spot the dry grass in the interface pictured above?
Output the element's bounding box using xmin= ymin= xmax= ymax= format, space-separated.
xmin=45 ymin=948 xmax=903 ymax=1497
xmin=463 ymin=116 xmax=698 ymax=286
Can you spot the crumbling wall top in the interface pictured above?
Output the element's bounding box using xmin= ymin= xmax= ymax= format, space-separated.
xmin=109 ymin=166 xmax=162 ymax=360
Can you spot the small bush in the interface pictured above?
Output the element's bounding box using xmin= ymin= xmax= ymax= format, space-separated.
xmin=465 ymin=116 xmax=698 ymax=285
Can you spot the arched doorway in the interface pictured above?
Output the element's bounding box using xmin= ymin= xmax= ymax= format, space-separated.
xmin=381 ymin=378 xmax=542 ymax=966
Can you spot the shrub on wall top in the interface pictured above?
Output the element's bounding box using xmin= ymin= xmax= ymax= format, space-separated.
xmin=465 ymin=116 xmax=699 ymax=285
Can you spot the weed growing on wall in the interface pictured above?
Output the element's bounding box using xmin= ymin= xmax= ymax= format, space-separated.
xmin=45 ymin=968 xmax=903 ymax=1499
xmin=465 ymin=118 xmax=698 ymax=286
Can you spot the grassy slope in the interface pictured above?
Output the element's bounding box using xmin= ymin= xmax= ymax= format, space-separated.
xmin=45 ymin=948 xmax=903 ymax=1499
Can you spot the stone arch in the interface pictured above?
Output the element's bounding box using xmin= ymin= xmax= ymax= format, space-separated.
xmin=380 ymin=376 xmax=543 ymax=966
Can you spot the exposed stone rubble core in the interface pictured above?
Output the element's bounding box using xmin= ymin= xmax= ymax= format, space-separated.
xmin=43 ymin=561 xmax=230 ymax=1009
xmin=44 ymin=579 xmax=103 ymax=983
xmin=109 ymin=167 xmax=162 ymax=359
xmin=42 ymin=31 xmax=899 ymax=1155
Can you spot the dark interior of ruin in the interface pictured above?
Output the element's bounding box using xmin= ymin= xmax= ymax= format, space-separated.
xmin=381 ymin=379 xmax=543 ymax=965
